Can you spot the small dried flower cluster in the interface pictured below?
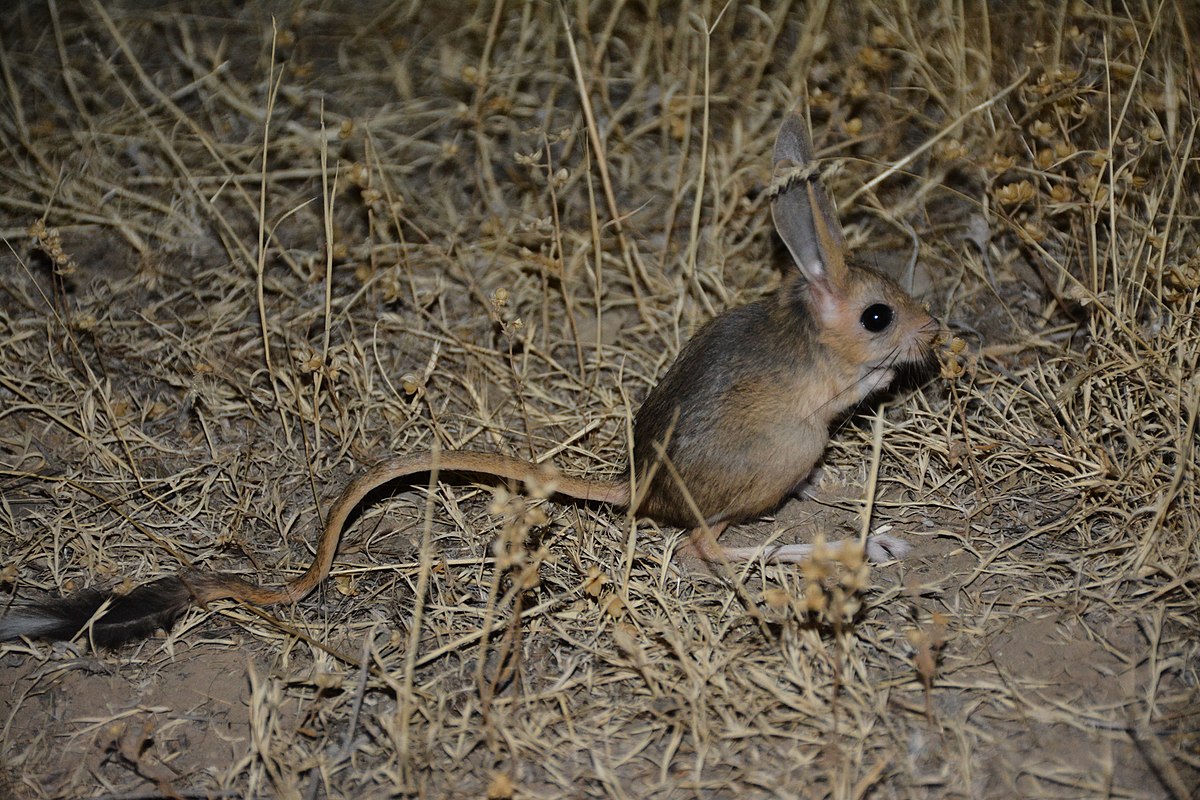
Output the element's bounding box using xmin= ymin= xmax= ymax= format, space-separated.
xmin=1163 ymin=256 xmax=1200 ymax=306
xmin=762 ymin=537 xmax=874 ymax=630
xmin=982 ymin=44 xmax=1170 ymax=252
xmin=488 ymin=486 xmax=549 ymax=593
xmin=906 ymin=611 xmax=949 ymax=693
xmin=29 ymin=219 xmax=78 ymax=277
xmin=292 ymin=344 xmax=345 ymax=384
xmin=939 ymin=336 xmax=971 ymax=381
xmin=488 ymin=286 xmax=525 ymax=339
xmin=800 ymin=536 xmax=871 ymax=627
xmin=582 ymin=563 xmax=626 ymax=620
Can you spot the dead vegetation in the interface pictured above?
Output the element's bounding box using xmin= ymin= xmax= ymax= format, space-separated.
xmin=1 ymin=1 xmax=1197 ymax=798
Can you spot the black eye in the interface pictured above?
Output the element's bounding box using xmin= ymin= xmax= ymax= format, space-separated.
xmin=860 ymin=303 xmax=894 ymax=333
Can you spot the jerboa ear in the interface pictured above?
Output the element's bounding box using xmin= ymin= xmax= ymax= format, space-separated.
xmin=771 ymin=111 xmax=849 ymax=286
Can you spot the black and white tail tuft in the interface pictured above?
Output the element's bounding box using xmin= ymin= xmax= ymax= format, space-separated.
xmin=0 ymin=577 xmax=193 ymax=648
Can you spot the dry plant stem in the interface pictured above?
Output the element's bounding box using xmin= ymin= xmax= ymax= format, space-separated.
xmin=299 ymin=633 xmax=374 ymax=800
xmin=397 ymin=463 xmax=440 ymax=789
xmin=254 ymin=23 xmax=292 ymax=449
xmin=682 ymin=5 xmax=727 ymax=317
xmin=559 ymin=6 xmax=652 ymax=299
xmin=1133 ymin=381 xmax=1200 ymax=573
xmin=541 ymin=136 xmax=586 ymax=378
xmin=315 ymin=104 xmax=337 ymax=455
xmin=471 ymin=0 xmax=508 ymax=208
xmin=473 ymin=520 xmax=514 ymax=734
xmin=949 ymin=379 xmax=985 ymax=492
xmin=47 ymin=0 xmax=93 ymax=147
xmin=1128 ymin=719 xmax=1192 ymax=800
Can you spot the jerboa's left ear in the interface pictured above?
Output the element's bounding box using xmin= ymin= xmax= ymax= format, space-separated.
xmin=771 ymin=110 xmax=850 ymax=288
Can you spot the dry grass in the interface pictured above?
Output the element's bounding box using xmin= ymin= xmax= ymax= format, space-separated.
xmin=1 ymin=1 xmax=1197 ymax=798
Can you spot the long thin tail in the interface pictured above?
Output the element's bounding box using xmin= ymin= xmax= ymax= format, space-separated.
xmin=0 ymin=451 xmax=627 ymax=647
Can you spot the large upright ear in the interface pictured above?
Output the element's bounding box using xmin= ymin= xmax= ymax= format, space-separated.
xmin=771 ymin=111 xmax=849 ymax=286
